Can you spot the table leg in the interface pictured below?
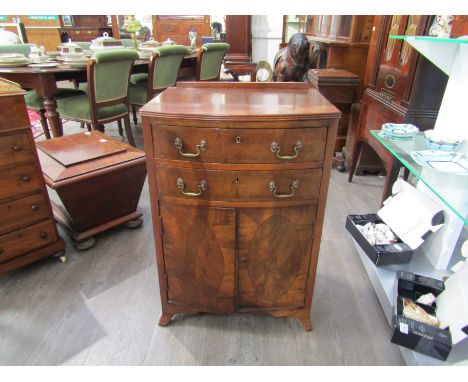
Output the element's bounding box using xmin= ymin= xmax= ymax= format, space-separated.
xmin=43 ymin=96 xmax=63 ymax=138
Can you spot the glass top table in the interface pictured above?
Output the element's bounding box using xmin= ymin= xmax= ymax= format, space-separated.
xmin=371 ymin=130 xmax=468 ymax=225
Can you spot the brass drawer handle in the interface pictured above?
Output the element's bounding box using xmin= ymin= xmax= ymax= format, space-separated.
xmin=174 ymin=137 xmax=207 ymax=157
xmin=271 ymin=141 xmax=304 ymax=160
xmin=269 ymin=180 xmax=299 ymax=199
xmin=31 ymin=204 xmax=39 ymax=212
xmin=177 ymin=178 xmax=207 ymax=197
xmin=12 ymin=144 xmax=22 ymax=152
xmin=21 ymin=175 xmax=31 ymax=182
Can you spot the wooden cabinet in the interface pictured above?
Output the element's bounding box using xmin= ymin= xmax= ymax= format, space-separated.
xmin=224 ymin=16 xmax=251 ymax=62
xmin=0 ymin=88 xmax=65 ymax=273
xmin=60 ymin=15 xmax=112 ymax=43
xmin=348 ymin=16 xmax=448 ymax=203
xmin=152 ymin=15 xmax=211 ymax=47
xmin=305 ymin=15 xmax=374 ymax=96
xmin=140 ymin=82 xmax=340 ymax=330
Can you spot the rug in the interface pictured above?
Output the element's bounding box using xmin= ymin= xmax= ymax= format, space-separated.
xmin=28 ymin=108 xmax=44 ymax=139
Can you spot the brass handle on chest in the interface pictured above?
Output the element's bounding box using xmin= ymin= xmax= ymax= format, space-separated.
xmin=269 ymin=180 xmax=299 ymax=199
xmin=271 ymin=141 xmax=303 ymax=160
xmin=177 ymin=178 xmax=207 ymax=197
xmin=174 ymin=137 xmax=207 ymax=157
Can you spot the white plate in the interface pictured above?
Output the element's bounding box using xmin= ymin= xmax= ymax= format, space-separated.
xmin=0 ymin=60 xmax=31 ymax=67
xmin=411 ymin=150 xmax=468 ymax=174
xmin=28 ymin=62 xmax=59 ymax=68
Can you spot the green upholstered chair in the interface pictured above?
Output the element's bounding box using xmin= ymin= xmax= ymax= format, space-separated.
xmin=55 ymin=49 xmax=139 ymax=146
xmin=0 ymin=43 xmax=37 ymax=57
xmin=128 ymin=45 xmax=188 ymax=125
xmin=196 ymin=43 xmax=230 ymax=81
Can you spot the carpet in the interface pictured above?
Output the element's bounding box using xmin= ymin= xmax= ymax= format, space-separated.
xmin=27 ymin=108 xmax=69 ymax=139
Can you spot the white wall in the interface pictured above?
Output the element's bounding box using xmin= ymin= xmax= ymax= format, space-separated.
xmin=251 ymin=15 xmax=283 ymax=67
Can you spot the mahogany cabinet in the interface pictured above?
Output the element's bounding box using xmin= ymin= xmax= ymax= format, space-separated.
xmin=348 ymin=16 xmax=448 ymax=203
xmin=0 ymin=87 xmax=65 ymax=273
xmin=224 ymin=16 xmax=251 ymax=62
xmin=140 ymin=82 xmax=340 ymax=330
xmin=152 ymin=15 xmax=211 ymax=47
xmin=60 ymin=15 xmax=112 ymax=43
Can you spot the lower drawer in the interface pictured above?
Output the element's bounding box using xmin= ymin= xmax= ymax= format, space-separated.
xmin=0 ymin=163 xmax=42 ymax=201
xmin=0 ymin=220 xmax=58 ymax=263
xmin=156 ymin=165 xmax=322 ymax=202
xmin=0 ymin=193 xmax=50 ymax=235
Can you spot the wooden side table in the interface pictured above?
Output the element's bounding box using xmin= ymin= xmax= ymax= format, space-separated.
xmin=36 ymin=131 xmax=147 ymax=250
xmin=308 ymin=68 xmax=359 ymax=171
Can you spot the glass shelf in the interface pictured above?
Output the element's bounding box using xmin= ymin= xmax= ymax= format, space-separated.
xmin=371 ymin=130 xmax=468 ymax=225
xmin=390 ymin=35 xmax=468 ymax=44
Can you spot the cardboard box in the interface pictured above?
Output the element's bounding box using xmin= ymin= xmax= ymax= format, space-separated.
xmin=391 ymin=267 xmax=468 ymax=361
xmin=345 ymin=179 xmax=444 ymax=266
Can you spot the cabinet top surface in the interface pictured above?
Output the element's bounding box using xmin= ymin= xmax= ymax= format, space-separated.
xmin=140 ymin=83 xmax=340 ymax=121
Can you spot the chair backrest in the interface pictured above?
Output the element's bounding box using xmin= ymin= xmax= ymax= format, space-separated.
xmin=88 ymin=49 xmax=139 ymax=106
xmin=147 ymin=45 xmax=188 ymax=98
xmin=73 ymin=41 xmax=92 ymax=51
xmin=197 ymin=43 xmax=230 ymax=81
xmin=0 ymin=43 xmax=36 ymax=57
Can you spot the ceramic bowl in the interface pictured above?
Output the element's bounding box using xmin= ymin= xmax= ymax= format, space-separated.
xmin=424 ymin=130 xmax=464 ymax=152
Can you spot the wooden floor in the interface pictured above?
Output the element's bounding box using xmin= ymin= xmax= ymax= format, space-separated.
xmin=0 ymin=120 xmax=404 ymax=365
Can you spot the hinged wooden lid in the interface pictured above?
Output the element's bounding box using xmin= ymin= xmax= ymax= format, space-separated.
xmin=36 ymin=131 xmax=146 ymax=185
xmin=308 ymin=69 xmax=360 ymax=86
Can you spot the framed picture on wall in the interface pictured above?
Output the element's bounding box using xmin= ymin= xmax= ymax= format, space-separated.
xmin=62 ymin=15 xmax=73 ymax=27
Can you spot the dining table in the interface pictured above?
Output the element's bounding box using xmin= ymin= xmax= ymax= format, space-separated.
xmin=0 ymin=51 xmax=198 ymax=138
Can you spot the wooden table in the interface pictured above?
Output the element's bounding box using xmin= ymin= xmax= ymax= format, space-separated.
xmin=35 ymin=131 xmax=147 ymax=250
xmin=140 ymin=82 xmax=340 ymax=329
xmin=0 ymin=53 xmax=197 ymax=138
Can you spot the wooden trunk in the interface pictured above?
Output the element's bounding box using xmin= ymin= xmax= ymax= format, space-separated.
xmin=140 ymin=82 xmax=340 ymax=330
xmin=0 ymin=88 xmax=65 ymax=273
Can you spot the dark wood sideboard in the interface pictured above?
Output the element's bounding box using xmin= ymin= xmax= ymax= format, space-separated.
xmin=0 ymin=88 xmax=65 ymax=273
xmin=140 ymin=82 xmax=340 ymax=330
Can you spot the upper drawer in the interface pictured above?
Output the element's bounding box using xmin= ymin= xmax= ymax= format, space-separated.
xmin=156 ymin=165 xmax=322 ymax=202
xmin=0 ymin=219 xmax=58 ymax=263
xmin=0 ymin=131 xmax=34 ymax=168
xmin=152 ymin=126 xmax=327 ymax=164
xmin=0 ymin=192 xmax=50 ymax=235
xmin=0 ymin=163 xmax=42 ymax=201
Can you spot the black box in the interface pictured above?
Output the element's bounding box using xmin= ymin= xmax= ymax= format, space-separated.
xmin=345 ymin=214 xmax=413 ymax=265
xmin=345 ymin=179 xmax=444 ymax=266
xmin=391 ymin=270 xmax=452 ymax=361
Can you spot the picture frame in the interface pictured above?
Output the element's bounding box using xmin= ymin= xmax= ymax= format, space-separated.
xmin=62 ymin=15 xmax=73 ymax=27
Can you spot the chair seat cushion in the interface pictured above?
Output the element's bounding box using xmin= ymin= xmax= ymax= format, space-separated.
xmin=128 ymin=82 xmax=148 ymax=106
xmin=24 ymin=88 xmax=85 ymax=110
xmin=130 ymin=73 xmax=148 ymax=84
xmin=56 ymin=94 xmax=128 ymax=121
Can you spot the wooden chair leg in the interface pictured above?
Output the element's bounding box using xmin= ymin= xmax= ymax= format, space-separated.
xmin=381 ymin=159 xmax=401 ymax=206
xmin=132 ymin=105 xmax=138 ymax=126
xmin=117 ymin=120 xmax=123 ymax=137
xmin=348 ymin=140 xmax=364 ymax=183
xmin=80 ymin=122 xmax=85 ymax=129
xmin=86 ymin=123 xmax=92 ymax=131
xmin=38 ymin=109 xmax=51 ymax=139
xmin=98 ymin=124 xmax=105 ymax=133
xmin=123 ymin=115 xmax=136 ymax=147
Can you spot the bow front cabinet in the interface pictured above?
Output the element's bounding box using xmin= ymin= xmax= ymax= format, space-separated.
xmin=140 ymin=82 xmax=340 ymax=330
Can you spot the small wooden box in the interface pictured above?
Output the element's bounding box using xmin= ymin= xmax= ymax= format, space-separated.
xmin=36 ymin=131 xmax=147 ymax=248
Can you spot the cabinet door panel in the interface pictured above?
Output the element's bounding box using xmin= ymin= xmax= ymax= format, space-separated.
xmin=160 ymin=202 xmax=236 ymax=313
xmin=237 ymin=205 xmax=316 ymax=309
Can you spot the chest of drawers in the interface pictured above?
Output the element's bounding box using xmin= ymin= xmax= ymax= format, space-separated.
xmin=140 ymin=82 xmax=340 ymax=330
xmin=0 ymin=89 xmax=65 ymax=273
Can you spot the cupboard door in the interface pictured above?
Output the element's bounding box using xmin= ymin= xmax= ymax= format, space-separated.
xmin=237 ymin=205 xmax=316 ymax=310
xmin=160 ymin=202 xmax=236 ymax=313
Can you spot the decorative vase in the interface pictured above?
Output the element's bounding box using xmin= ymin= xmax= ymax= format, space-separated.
xmin=428 ymin=15 xmax=454 ymax=38
xmin=189 ymin=28 xmax=197 ymax=48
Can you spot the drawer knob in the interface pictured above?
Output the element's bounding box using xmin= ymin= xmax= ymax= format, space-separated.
xmin=31 ymin=204 xmax=39 ymax=212
xmin=177 ymin=177 xmax=207 ymax=197
xmin=40 ymin=231 xmax=48 ymax=239
xmin=174 ymin=137 xmax=207 ymax=157
xmin=269 ymin=180 xmax=299 ymax=199
xmin=271 ymin=141 xmax=304 ymax=160
xmin=12 ymin=144 xmax=22 ymax=152
xmin=21 ymin=175 xmax=31 ymax=182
